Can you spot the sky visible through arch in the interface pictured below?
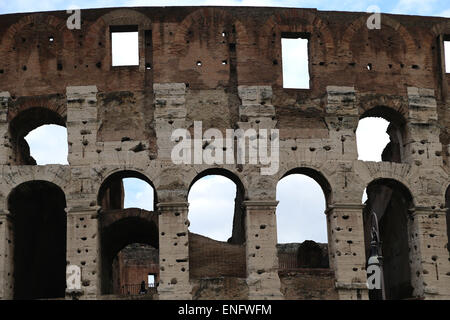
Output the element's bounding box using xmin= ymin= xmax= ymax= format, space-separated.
xmin=14 ymin=0 xmax=449 ymax=243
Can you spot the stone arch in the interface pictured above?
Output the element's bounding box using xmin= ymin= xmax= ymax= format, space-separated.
xmin=188 ymin=167 xmax=246 ymax=196
xmin=170 ymin=8 xmax=248 ymax=88
xmin=7 ymin=105 xmax=66 ymax=165
xmin=188 ymin=167 xmax=246 ymax=245
xmin=358 ymin=104 xmax=409 ymax=163
xmin=359 ymin=162 xmax=416 ymax=205
xmin=341 ymin=15 xmax=417 ymax=57
xmin=358 ymin=96 xmax=409 ymax=122
xmin=100 ymin=215 xmax=159 ymax=295
xmin=278 ymin=165 xmax=333 ymax=206
xmin=262 ymin=9 xmax=334 ymax=50
xmin=173 ymin=7 xmax=249 ymax=49
xmin=276 ymin=166 xmax=332 ymax=270
xmin=97 ymin=168 xmax=157 ymax=211
xmin=430 ymin=20 xmax=450 ymax=37
xmin=0 ymin=13 xmax=75 ymax=89
xmin=85 ymin=8 xmax=152 ymax=70
xmin=97 ymin=167 xmax=158 ymax=295
xmin=7 ymin=180 xmax=67 ymax=299
xmin=7 ymin=95 xmax=66 ymax=123
xmin=260 ymin=10 xmax=334 ymax=87
xmin=2 ymin=166 xmax=71 ymax=213
xmin=363 ymin=177 xmax=415 ymax=300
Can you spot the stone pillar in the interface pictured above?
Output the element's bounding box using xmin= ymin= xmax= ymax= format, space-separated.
xmin=0 ymin=92 xmax=12 ymax=165
xmin=405 ymin=87 xmax=442 ymax=166
xmin=408 ymin=207 xmax=450 ymax=299
xmin=244 ymin=200 xmax=283 ymax=300
xmin=0 ymin=210 xmax=13 ymax=299
xmin=153 ymin=83 xmax=187 ymax=161
xmin=66 ymin=207 xmax=101 ymax=299
xmin=157 ymin=201 xmax=192 ymax=300
xmin=66 ymin=86 xmax=99 ymax=166
xmin=326 ymin=203 xmax=369 ymax=300
xmin=325 ymin=86 xmax=359 ymax=161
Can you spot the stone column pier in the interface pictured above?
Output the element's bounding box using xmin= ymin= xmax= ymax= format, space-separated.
xmin=0 ymin=210 xmax=13 ymax=299
xmin=66 ymin=207 xmax=101 ymax=299
xmin=326 ymin=203 xmax=368 ymax=300
xmin=157 ymin=201 xmax=192 ymax=300
xmin=408 ymin=207 xmax=450 ymax=299
xmin=244 ymin=200 xmax=283 ymax=300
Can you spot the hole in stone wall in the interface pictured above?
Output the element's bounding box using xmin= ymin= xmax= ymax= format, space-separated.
xmin=111 ymin=243 xmax=159 ymax=295
xmin=445 ymin=40 xmax=450 ymax=73
xmin=98 ymin=170 xmax=158 ymax=296
xmin=9 ymin=107 xmax=67 ymax=165
xmin=123 ymin=178 xmax=154 ymax=211
xmin=24 ymin=124 xmax=68 ymax=165
xmin=281 ymin=33 xmax=310 ymax=89
xmin=110 ymin=26 xmax=139 ymax=67
xmin=356 ymin=107 xmax=407 ymax=163
xmin=9 ymin=181 xmax=67 ymax=300
xmin=276 ymin=172 xmax=330 ymax=270
xmin=188 ymin=170 xmax=246 ymax=279
xmin=102 ymin=219 xmax=159 ymax=295
xmin=98 ymin=171 xmax=156 ymax=212
xmin=363 ymin=179 xmax=414 ymax=300
xmin=188 ymin=175 xmax=240 ymax=242
xmin=356 ymin=118 xmax=390 ymax=161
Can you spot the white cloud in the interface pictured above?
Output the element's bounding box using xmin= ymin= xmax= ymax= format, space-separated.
xmin=439 ymin=8 xmax=450 ymax=17
xmin=391 ymin=0 xmax=437 ymax=15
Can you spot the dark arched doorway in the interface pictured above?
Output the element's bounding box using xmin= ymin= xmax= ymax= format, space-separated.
xmin=363 ymin=178 xmax=414 ymax=300
xmin=8 ymin=180 xmax=67 ymax=299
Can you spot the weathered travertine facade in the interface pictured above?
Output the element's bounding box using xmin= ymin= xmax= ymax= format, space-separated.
xmin=0 ymin=6 xmax=449 ymax=300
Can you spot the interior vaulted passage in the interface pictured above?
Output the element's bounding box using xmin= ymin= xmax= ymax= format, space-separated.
xmin=98 ymin=171 xmax=158 ymax=295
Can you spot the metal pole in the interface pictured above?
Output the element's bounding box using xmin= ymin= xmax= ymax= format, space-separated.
xmin=371 ymin=210 xmax=386 ymax=300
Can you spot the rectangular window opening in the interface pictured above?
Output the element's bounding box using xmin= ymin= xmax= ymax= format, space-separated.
xmin=147 ymin=274 xmax=155 ymax=287
xmin=281 ymin=32 xmax=310 ymax=89
xmin=444 ymin=38 xmax=450 ymax=73
xmin=111 ymin=25 xmax=139 ymax=67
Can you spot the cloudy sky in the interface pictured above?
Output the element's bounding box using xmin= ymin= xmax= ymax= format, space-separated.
xmin=10 ymin=0 xmax=449 ymax=243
